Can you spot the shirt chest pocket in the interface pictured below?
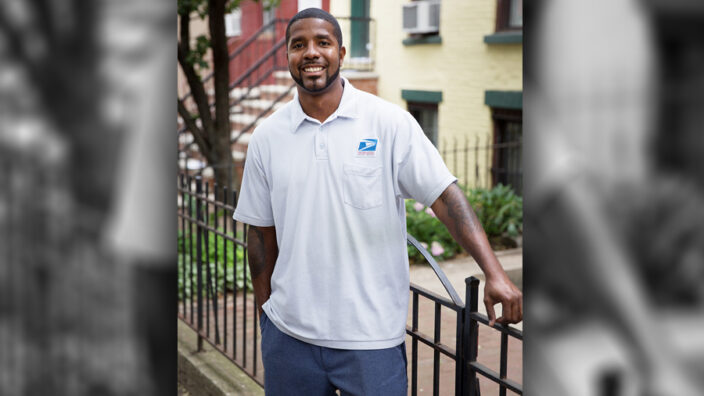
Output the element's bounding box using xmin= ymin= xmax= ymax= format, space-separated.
xmin=342 ymin=163 xmax=383 ymax=210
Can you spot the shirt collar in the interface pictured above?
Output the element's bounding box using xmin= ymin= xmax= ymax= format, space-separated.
xmin=290 ymin=77 xmax=358 ymax=133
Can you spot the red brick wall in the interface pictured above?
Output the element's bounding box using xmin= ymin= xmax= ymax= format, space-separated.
xmin=241 ymin=1 xmax=262 ymax=39
xmin=278 ymin=0 xmax=299 ymax=19
xmin=347 ymin=77 xmax=378 ymax=96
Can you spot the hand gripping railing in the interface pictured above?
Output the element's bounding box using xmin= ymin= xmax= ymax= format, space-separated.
xmin=406 ymin=233 xmax=522 ymax=396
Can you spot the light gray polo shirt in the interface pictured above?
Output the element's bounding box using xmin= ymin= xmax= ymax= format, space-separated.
xmin=234 ymin=78 xmax=456 ymax=350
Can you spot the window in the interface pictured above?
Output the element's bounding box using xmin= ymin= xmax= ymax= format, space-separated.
xmin=262 ymin=1 xmax=276 ymax=30
xmin=496 ymin=0 xmax=522 ymax=31
xmin=402 ymin=89 xmax=442 ymax=146
xmin=298 ymin=0 xmax=322 ymax=12
xmin=491 ymin=108 xmax=522 ymax=194
xmin=408 ymin=102 xmax=438 ymax=146
xmin=225 ymin=9 xmax=242 ymax=37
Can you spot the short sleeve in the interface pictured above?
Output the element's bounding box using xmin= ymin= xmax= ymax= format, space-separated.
xmin=394 ymin=112 xmax=457 ymax=206
xmin=233 ymin=135 xmax=275 ymax=226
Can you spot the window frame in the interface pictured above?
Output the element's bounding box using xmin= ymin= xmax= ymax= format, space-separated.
xmin=407 ymin=101 xmax=439 ymax=147
xmin=495 ymin=0 xmax=522 ymax=32
xmin=225 ymin=9 xmax=242 ymax=37
xmin=490 ymin=108 xmax=522 ymax=194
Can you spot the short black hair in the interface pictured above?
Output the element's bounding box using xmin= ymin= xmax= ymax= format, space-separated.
xmin=285 ymin=8 xmax=343 ymax=49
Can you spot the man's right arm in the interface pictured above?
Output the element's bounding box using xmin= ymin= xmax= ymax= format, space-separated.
xmin=247 ymin=225 xmax=278 ymax=316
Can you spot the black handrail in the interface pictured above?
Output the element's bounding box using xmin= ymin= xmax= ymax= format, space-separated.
xmin=407 ymin=234 xmax=464 ymax=306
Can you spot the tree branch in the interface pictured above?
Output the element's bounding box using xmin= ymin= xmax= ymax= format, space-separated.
xmin=177 ymin=98 xmax=212 ymax=157
xmin=177 ymin=43 xmax=216 ymax=139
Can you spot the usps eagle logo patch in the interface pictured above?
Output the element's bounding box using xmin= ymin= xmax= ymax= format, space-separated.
xmin=357 ymin=138 xmax=378 ymax=157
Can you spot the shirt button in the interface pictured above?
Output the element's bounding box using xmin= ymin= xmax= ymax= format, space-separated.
xmin=319 ymin=143 xmax=325 ymax=149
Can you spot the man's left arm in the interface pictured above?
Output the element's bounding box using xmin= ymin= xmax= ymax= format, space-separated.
xmin=431 ymin=182 xmax=523 ymax=325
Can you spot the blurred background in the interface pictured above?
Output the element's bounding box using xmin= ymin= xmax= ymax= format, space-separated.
xmin=525 ymin=0 xmax=704 ymax=395
xmin=0 ymin=0 xmax=175 ymax=395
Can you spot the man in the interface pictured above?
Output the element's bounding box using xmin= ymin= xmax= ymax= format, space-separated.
xmin=233 ymin=8 xmax=522 ymax=395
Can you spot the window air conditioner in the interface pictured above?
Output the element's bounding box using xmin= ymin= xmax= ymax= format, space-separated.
xmin=402 ymin=0 xmax=441 ymax=34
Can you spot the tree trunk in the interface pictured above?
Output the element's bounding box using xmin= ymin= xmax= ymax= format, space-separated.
xmin=209 ymin=0 xmax=236 ymax=193
xmin=212 ymin=144 xmax=237 ymax=192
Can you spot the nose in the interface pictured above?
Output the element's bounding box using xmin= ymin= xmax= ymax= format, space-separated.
xmin=303 ymin=41 xmax=320 ymax=59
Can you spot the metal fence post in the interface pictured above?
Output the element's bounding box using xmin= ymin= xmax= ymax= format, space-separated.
xmin=195 ymin=176 xmax=204 ymax=352
xmin=455 ymin=306 xmax=465 ymax=396
xmin=464 ymin=277 xmax=480 ymax=396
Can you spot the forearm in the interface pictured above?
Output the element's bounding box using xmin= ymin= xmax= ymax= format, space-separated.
xmin=431 ymin=182 xmax=507 ymax=280
xmin=247 ymin=225 xmax=278 ymax=315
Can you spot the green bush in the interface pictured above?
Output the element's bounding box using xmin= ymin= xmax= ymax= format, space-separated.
xmin=405 ymin=200 xmax=460 ymax=262
xmin=177 ymin=228 xmax=253 ymax=301
xmin=466 ymin=184 xmax=523 ymax=238
xmin=406 ymin=184 xmax=522 ymax=263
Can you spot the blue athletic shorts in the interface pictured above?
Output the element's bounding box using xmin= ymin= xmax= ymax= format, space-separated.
xmin=260 ymin=312 xmax=408 ymax=395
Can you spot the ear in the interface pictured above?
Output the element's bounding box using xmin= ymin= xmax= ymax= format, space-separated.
xmin=339 ymin=45 xmax=346 ymax=63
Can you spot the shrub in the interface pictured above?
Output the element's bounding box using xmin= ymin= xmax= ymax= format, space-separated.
xmin=466 ymin=184 xmax=523 ymax=238
xmin=406 ymin=184 xmax=522 ymax=263
xmin=177 ymin=228 xmax=253 ymax=301
xmin=405 ymin=200 xmax=460 ymax=263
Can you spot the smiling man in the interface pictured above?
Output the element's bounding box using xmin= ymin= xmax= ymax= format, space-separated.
xmin=233 ymin=8 xmax=522 ymax=395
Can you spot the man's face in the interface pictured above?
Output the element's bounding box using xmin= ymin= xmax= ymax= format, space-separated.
xmin=286 ymin=18 xmax=345 ymax=95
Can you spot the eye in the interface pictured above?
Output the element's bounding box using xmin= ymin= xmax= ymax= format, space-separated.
xmin=291 ymin=42 xmax=303 ymax=49
xmin=320 ymin=40 xmax=330 ymax=46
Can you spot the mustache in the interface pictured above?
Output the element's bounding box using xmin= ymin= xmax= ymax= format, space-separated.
xmin=300 ymin=62 xmax=326 ymax=68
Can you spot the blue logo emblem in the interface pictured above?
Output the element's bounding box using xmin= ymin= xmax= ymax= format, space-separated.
xmin=357 ymin=139 xmax=378 ymax=152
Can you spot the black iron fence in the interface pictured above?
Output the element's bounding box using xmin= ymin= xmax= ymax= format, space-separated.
xmin=177 ymin=174 xmax=264 ymax=384
xmin=439 ymin=138 xmax=522 ymax=196
xmin=177 ymin=174 xmax=523 ymax=394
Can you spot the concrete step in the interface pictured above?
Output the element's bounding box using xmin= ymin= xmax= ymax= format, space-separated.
xmin=230 ymin=131 xmax=252 ymax=144
xmin=260 ymin=84 xmax=292 ymax=95
xmin=232 ymin=150 xmax=246 ymax=162
xmin=229 ymin=86 xmax=261 ymax=100
xmin=238 ymin=100 xmax=289 ymax=117
xmin=230 ymin=118 xmax=265 ymax=133
xmin=229 ymin=112 xmax=258 ymax=125
xmin=259 ymin=84 xmax=295 ymax=101
xmin=273 ymin=70 xmax=293 ymax=86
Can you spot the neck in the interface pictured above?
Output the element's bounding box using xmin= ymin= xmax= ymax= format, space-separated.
xmin=297 ymin=78 xmax=344 ymax=123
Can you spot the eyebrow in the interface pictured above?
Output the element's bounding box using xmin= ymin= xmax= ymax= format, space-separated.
xmin=289 ymin=33 xmax=334 ymax=43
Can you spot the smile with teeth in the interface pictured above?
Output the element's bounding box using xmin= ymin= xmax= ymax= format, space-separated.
xmin=303 ymin=66 xmax=324 ymax=72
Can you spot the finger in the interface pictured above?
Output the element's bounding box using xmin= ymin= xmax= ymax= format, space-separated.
xmin=485 ymin=301 xmax=496 ymax=327
xmin=517 ymin=295 xmax=523 ymax=322
xmin=509 ymin=299 xmax=520 ymax=323
xmin=499 ymin=300 xmax=514 ymax=324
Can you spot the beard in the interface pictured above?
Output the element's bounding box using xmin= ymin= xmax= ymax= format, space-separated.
xmin=290 ymin=63 xmax=341 ymax=94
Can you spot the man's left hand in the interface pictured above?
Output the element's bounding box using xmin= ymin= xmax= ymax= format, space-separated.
xmin=483 ymin=274 xmax=523 ymax=326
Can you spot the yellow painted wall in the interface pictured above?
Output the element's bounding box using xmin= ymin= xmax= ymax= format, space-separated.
xmin=330 ymin=0 xmax=522 ymax=187
xmin=329 ymin=1 xmax=350 ymax=19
